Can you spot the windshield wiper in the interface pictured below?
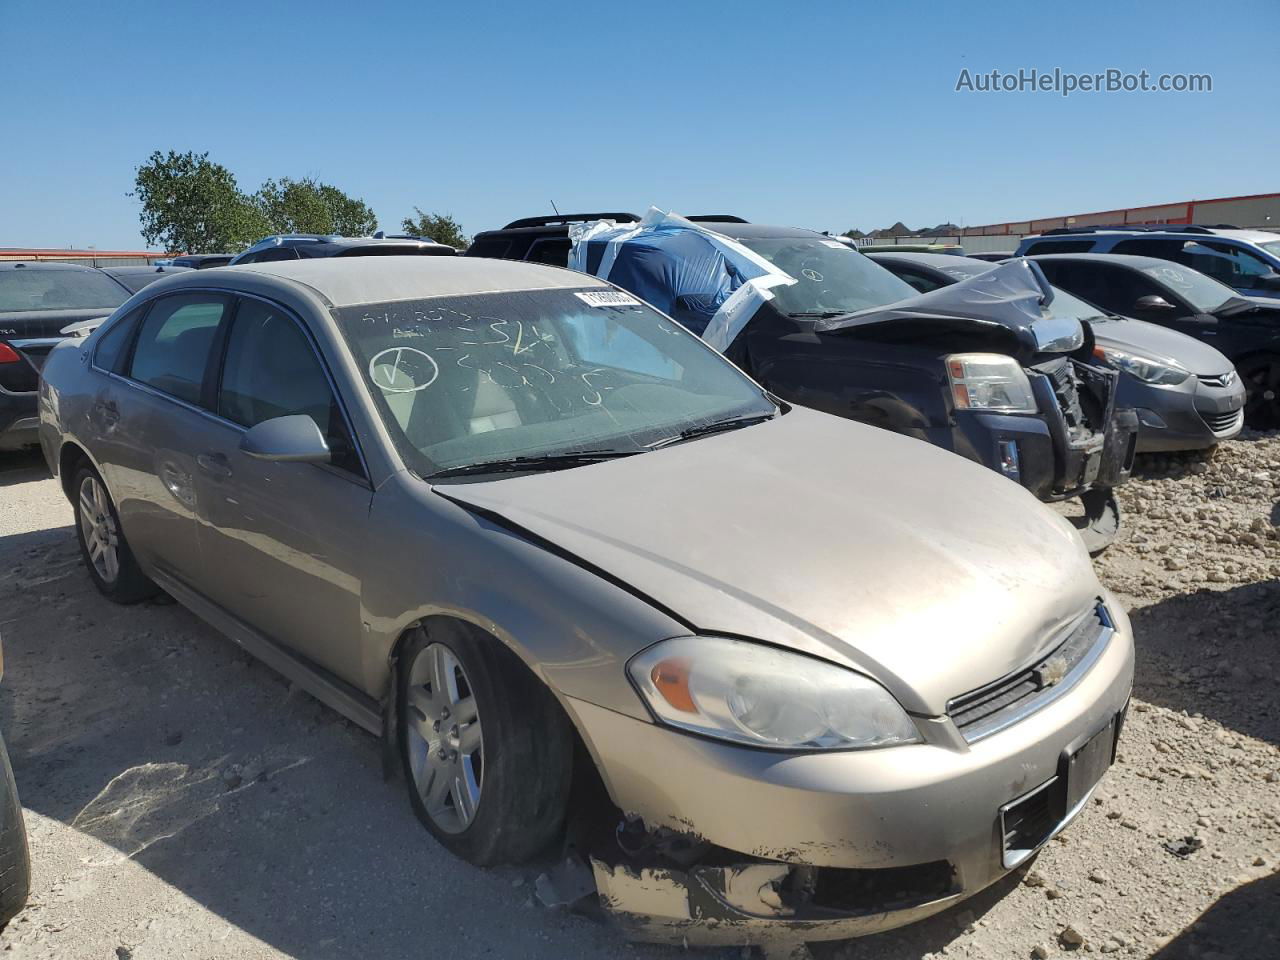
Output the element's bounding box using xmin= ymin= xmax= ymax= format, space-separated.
xmin=788 ymin=311 xmax=850 ymax=319
xmin=428 ymin=449 xmax=640 ymax=479
xmin=647 ymin=413 xmax=776 ymax=450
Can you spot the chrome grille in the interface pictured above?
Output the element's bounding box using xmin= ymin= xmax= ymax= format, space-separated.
xmin=948 ymin=604 xmax=1112 ymax=743
xmin=1197 ymin=371 xmax=1237 ymax=389
xmin=1201 ymin=408 xmax=1243 ymax=434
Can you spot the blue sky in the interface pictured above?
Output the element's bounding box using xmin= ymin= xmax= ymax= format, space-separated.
xmin=2 ymin=0 xmax=1275 ymax=249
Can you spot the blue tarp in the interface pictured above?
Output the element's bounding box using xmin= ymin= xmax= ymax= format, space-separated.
xmin=569 ymin=209 xmax=795 ymax=351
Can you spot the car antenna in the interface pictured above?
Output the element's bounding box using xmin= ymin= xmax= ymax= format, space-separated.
xmin=550 ymin=200 xmax=561 ymax=216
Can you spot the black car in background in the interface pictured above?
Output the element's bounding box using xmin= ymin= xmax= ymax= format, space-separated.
xmin=467 ymin=213 xmax=642 ymax=265
xmin=1027 ymin=253 xmax=1280 ymax=428
xmin=869 ymin=251 xmax=1246 ymax=453
xmin=1 ymin=262 xmax=131 ymax=450
xmin=471 ymin=213 xmax=1138 ymax=552
xmin=167 ymin=253 xmax=234 ymax=269
xmin=230 ymin=234 xmax=457 ymax=264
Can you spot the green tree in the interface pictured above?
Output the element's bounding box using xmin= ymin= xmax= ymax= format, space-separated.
xmin=131 ymin=150 xmax=268 ymax=253
xmin=401 ymin=208 xmax=468 ymax=249
xmin=254 ymin=177 xmax=378 ymax=236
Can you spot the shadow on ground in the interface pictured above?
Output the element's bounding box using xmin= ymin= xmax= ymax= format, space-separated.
xmin=1128 ymin=581 xmax=1280 ymax=746
xmin=0 ymin=448 xmax=49 ymax=488
xmin=1150 ymin=870 xmax=1280 ymax=959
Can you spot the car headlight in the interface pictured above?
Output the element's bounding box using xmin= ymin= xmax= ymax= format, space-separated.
xmin=946 ymin=353 xmax=1038 ymax=414
xmin=1096 ymin=345 xmax=1190 ymax=385
xmin=627 ymin=636 xmax=921 ymax=750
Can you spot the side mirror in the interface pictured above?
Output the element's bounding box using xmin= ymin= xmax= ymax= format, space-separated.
xmin=1134 ymin=294 xmax=1176 ymax=312
xmin=1252 ymin=272 xmax=1280 ymax=292
xmin=239 ymin=415 xmax=331 ymax=463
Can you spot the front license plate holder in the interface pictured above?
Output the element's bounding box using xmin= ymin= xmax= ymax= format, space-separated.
xmin=1000 ymin=715 xmax=1117 ymax=868
xmin=1063 ymin=715 xmax=1116 ymax=812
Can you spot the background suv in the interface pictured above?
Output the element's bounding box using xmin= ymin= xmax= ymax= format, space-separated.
xmin=1015 ymin=226 xmax=1280 ymax=300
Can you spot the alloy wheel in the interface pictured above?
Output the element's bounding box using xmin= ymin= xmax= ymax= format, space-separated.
xmin=404 ymin=643 xmax=484 ymax=834
xmin=78 ymin=475 xmax=120 ymax=584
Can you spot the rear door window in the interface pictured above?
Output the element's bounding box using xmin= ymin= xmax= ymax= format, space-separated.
xmin=127 ymin=295 xmax=228 ymax=405
xmin=242 ymin=247 xmax=300 ymax=264
xmin=525 ymin=238 xmax=571 ymax=267
xmin=464 ymin=237 xmax=513 ymax=259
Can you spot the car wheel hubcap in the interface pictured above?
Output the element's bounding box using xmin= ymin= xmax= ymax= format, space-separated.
xmin=405 ymin=643 xmax=483 ymax=834
xmin=78 ymin=475 xmax=119 ymax=584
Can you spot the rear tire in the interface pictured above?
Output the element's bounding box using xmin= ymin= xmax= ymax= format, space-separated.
xmin=1071 ymin=489 xmax=1121 ymax=557
xmin=398 ymin=621 xmax=573 ymax=865
xmin=71 ymin=465 xmax=156 ymax=604
xmin=0 ymin=731 xmax=30 ymax=928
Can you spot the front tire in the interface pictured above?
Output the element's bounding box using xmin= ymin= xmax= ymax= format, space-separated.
xmin=72 ymin=465 xmax=156 ymax=604
xmin=0 ymin=731 xmax=30 ymax=928
xmin=1240 ymin=355 xmax=1280 ymax=429
xmin=398 ymin=622 xmax=573 ymax=865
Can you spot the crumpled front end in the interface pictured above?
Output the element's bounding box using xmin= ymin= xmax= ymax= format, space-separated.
xmin=1024 ymin=355 xmax=1138 ymax=499
xmin=564 ymin=595 xmax=1134 ymax=947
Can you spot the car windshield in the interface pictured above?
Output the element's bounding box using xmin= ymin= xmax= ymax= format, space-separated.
xmin=334 ymin=287 xmax=778 ymax=477
xmin=1046 ymin=285 xmax=1110 ymax=323
xmin=1256 ymin=240 xmax=1280 ymax=259
xmin=1140 ymin=262 xmax=1237 ymax=313
xmin=938 ymin=261 xmax=991 ymax=282
xmin=0 ymin=268 xmax=129 ymax=313
xmin=738 ymin=237 xmax=918 ymax=316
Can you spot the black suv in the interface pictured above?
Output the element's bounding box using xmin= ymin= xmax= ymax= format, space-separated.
xmin=468 ymin=214 xmax=1138 ymax=552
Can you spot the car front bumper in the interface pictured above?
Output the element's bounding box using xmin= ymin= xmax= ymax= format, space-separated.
xmin=566 ymin=593 xmax=1135 ymax=945
xmin=0 ymin=388 xmax=39 ymax=451
xmin=1121 ymin=373 xmax=1246 ymax=453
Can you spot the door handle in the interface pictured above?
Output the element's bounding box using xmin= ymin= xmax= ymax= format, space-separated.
xmin=196 ymin=452 xmax=233 ymax=478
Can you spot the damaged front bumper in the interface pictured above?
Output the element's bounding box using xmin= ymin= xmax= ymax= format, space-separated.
xmin=941 ymin=359 xmax=1138 ymax=502
xmin=563 ymin=594 xmax=1135 ymax=946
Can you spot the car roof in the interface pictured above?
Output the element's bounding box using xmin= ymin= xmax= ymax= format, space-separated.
xmin=1210 ymin=228 xmax=1280 ymax=244
xmin=155 ymin=255 xmax=610 ymax=308
xmin=692 ymin=222 xmax=821 ymax=240
xmin=866 ymin=251 xmax=990 ymax=268
xmin=100 ymin=264 xmax=192 ymax=275
xmin=1026 ymin=252 xmax=1188 ymax=271
xmin=244 ymin=234 xmax=452 ymax=253
xmin=0 ymin=260 xmax=108 ymax=273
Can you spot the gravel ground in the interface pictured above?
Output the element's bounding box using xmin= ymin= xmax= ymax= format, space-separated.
xmin=0 ymin=438 xmax=1276 ymax=960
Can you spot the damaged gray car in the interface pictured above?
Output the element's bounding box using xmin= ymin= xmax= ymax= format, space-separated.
xmin=36 ymin=257 xmax=1133 ymax=948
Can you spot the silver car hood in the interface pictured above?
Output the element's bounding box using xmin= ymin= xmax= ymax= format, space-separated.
xmin=1091 ymin=315 xmax=1232 ymax=376
xmin=439 ymin=408 xmax=1101 ymax=714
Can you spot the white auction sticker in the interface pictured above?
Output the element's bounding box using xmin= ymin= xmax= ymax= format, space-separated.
xmin=574 ymin=290 xmax=641 ymax=308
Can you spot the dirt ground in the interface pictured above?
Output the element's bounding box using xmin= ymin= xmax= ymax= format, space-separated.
xmin=0 ymin=436 xmax=1277 ymax=960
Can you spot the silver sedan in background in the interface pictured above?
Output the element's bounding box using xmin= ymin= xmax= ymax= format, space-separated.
xmin=37 ymin=257 xmax=1133 ymax=948
xmin=869 ymin=251 xmax=1245 ymax=452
